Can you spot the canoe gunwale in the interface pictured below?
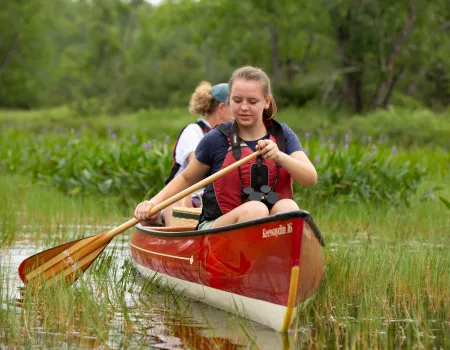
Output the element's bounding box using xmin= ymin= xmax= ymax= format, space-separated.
xmin=136 ymin=210 xmax=325 ymax=247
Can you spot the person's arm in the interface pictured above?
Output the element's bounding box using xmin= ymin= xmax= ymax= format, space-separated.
xmin=275 ymin=150 xmax=317 ymax=186
xmin=134 ymin=158 xmax=210 ymax=222
xmin=257 ymin=140 xmax=317 ymax=187
xmin=187 ymin=152 xmax=196 ymax=164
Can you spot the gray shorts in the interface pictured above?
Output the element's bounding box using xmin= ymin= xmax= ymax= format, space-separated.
xmin=197 ymin=220 xmax=215 ymax=231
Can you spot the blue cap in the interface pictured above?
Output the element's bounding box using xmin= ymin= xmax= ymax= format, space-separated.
xmin=211 ymin=83 xmax=228 ymax=103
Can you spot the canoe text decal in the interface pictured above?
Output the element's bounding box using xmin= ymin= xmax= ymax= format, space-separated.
xmin=262 ymin=223 xmax=293 ymax=238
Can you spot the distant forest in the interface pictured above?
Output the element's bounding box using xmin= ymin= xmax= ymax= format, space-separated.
xmin=1 ymin=0 xmax=449 ymax=115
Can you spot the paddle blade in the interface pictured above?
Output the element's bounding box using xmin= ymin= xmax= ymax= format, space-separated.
xmin=18 ymin=232 xmax=111 ymax=287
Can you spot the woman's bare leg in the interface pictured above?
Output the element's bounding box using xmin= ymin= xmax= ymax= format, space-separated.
xmin=211 ymin=201 xmax=269 ymax=229
xmin=269 ymin=199 xmax=299 ymax=215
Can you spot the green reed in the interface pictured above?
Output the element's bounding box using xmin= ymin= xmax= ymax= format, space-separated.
xmin=1 ymin=173 xmax=448 ymax=348
xmin=0 ymin=176 xmax=127 ymax=248
xmin=293 ymin=191 xmax=450 ymax=349
xmin=0 ymin=175 xmax=251 ymax=348
xmin=296 ymin=238 xmax=450 ymax=348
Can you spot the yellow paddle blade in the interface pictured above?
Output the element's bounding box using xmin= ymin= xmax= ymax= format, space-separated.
xmin=18 ymin=232 xmax=111 ymax=287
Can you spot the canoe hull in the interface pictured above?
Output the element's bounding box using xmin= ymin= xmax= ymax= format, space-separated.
xmin=129 ymin=210 xmax=324 ymax=331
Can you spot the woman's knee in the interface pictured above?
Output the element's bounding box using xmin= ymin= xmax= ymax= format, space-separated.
xmin=239 ymin=201 xmax=269 ymax=219
xmin=270 ymin=199 xmax=299 ymax=214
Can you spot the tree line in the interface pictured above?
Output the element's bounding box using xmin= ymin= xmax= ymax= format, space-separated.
xmin=0 ymin=0 xmax=449 ymax=115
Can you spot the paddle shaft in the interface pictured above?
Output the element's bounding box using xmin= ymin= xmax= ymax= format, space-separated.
xmin=96 ymin=150 xmax=261 ymax=240
xmin=23 ymin=150 xmax=261 ymax=284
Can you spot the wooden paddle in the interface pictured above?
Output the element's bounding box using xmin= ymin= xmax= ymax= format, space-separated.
xmin=18 ymin=150 xmax=261 ymax=288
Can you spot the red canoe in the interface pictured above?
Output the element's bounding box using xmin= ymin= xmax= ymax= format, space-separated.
xmin=129 ymin=210 xmax=325 ymax=332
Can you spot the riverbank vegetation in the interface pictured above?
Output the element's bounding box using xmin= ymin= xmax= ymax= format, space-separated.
xmin=1 ymin=106 xmax=449 ymax=348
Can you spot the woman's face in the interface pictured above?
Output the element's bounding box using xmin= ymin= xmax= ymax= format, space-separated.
xmin=229 ymin=79 xmax=270 ymax=128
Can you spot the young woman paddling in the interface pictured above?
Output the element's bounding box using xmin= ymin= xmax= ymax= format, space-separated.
xmin=150 ymin=81 xmax=233 ymax=226
xmin=135 ymin=66 xmax=317 ymax=229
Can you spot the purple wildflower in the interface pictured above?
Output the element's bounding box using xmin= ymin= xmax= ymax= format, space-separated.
xmin=368 ymin=136 xmax=373 ymax=144
xmin=164 ymin=135 xmax=171 ymax=145
xmin=131 ymin=135 xmax=138 ymax=144
xmin=344 ymin=143 xmax=349 ymax=150
xmin=391 ymin=146 xmax=397 ymax=155
xmin=108 ymin=129 xmax=117 ymax=140
xmin=314 ymin=155 xmax=320 ymax=164
xmin=344 ymin=134 xmax=351 ymax=143
xmin=371 ymin=144 xmax=377 ymax=152
xmin=305 ymin=132 xmax=311 ymax=140
xmin=142 ymin=140 xmax=153 ymax=150
xmin=329 ymin=143 xmax=335 ymax=152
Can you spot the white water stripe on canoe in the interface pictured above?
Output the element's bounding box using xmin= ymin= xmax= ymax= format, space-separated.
xmin=129 ymin=242 xmax=194 ymax=265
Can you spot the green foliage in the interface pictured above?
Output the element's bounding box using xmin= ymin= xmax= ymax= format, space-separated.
xmin=0 ymin=123 xmax=434 ymax=207
xmin=0 ymin=0 xmax=449 ymax=113
xmin=0 ymin=129 xmax=172 ymax=206
xmin=296 ymin=139 xmax=426 ymax=206
xmin=440 ymin=197 xmax=450 ymax=210
xmin=278 ymin=106 xmax=450 ymax=149
xmin=273 ymin=84 xmax=319 ymax=108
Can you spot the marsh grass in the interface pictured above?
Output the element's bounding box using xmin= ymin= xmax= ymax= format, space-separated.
xmin=296 ymin=239 xmax=450 ymax=348
xmin=1 ymin=172 xmax=448 ymax=348
xmin=0 ymin=175 xmax=253 ymax=348
xmin=294 ymin=191 xmax=450 ymax=348
xmin=0 ymin=176 xmax=127 ymax=248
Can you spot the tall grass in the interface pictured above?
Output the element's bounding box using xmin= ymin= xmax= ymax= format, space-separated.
xmin=0 ymin=176 xmax=255 ymax=348
xmin=0 ymin=176 xmax=127 ymax=248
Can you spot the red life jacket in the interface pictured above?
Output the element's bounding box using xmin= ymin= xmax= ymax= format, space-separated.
xmin=201 ymin=120 xmax=293 ymax=221
xmin=165 ymin=120 xmax=211 ymax=185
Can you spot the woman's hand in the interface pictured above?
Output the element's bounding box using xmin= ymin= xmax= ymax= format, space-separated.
xmin=134 ymin=199 xmax=159 ymax=223
xmin=257 ymin=139 xmax=282 ymax=162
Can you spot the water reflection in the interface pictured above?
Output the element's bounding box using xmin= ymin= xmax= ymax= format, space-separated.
xmin=2 ymin=232 xmax=448 ymax=349
xmin=1 ymin=233 xmax=304 ymax=349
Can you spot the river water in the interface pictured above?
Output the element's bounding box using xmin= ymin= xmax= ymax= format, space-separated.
xmin=0 ymin=229 xmax=306 ymax=349
xmin=1 ymin=226 xmax=448 ymax=349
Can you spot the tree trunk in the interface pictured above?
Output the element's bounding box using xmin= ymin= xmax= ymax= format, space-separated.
xmin=0 ymin=35 xmax=21 ymax=77
xmin=269 ymin=24 xmax=283 ymax=85
xmin=370 ymin=0 xmax=416 ymax=109
xmin=286 ymin=33 xmax=315 ymax=83
xmin=334 ymin=8 xmax=364 ymax=113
